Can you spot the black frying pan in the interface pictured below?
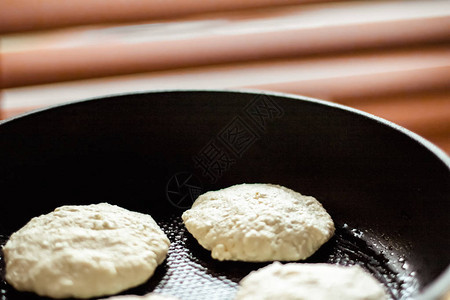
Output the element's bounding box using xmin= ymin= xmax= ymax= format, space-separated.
xmin=0 ymin=90 xmax=448 ymax=300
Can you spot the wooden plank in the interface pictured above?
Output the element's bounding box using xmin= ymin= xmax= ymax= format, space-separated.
xmin=2 ymin=45 xmax=449 ymax=109
xmin=2 ymin=1 xmax=450 ymax=87
xmin=0 ymin=0 xmax=331 ymax=33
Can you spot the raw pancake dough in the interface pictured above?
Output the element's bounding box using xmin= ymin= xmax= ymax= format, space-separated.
xmin=182 ymin=183 xmax=334 ymax=261
xmin=234 ymin=262 xmax=388 ymax=300
xmin=102 ymin=293 xmax=179 ymax=300
xmin=2 ymin=203 xmax=170 ymax=299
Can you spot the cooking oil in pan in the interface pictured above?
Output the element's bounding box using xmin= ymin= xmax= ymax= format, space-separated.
xmin=148 ymin=216 xmax=419 ymax=300
xmin=308 ymin=224 xmax=419 ymax=300
xmin=0 ymin=218 xmax=419 ymax=299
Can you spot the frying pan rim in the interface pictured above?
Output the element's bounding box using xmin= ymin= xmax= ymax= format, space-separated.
xmin=416 ymin=265 xmax=450 ymax=300
xmin=0 ymin=88 xmax=448 ymax=299
xmin=1 ymin=88 xmax=448 ymax=168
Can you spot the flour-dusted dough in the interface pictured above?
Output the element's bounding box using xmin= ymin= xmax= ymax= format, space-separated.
xmin=234 ymin=262 xmax=388 ymax=300
xmin=182 ymin=183 xmax=334 ymax=261
xmin=2 ymin=203 xmax=170 ymax=299
xmin=102 ymin=293 xmax=179 ymax=300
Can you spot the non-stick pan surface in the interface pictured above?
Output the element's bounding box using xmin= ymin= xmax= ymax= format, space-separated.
xmin=0 ymin=90 xmax=448 ymax=300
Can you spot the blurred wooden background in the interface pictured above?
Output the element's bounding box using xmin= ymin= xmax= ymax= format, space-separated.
xmin=1 ymin=0 xmax=450 ymax=154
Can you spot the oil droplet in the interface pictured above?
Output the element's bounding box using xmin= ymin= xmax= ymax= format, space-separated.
xmin=350 ymin=228 xmax=364 ymax=238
